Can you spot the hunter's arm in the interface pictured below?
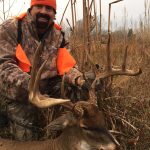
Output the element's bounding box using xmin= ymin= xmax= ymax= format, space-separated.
xmin=0 ymin=19 xmax=30 ymax=102
xmin=59 ymin=31 xmax=83 ymax=85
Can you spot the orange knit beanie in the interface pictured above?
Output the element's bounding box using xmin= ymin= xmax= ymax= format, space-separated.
xmin=30 ymin=0 xmax=56 ymax=10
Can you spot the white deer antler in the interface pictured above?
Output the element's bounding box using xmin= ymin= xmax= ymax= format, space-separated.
xmin=28 ymin=42 xmax=70 ymax=108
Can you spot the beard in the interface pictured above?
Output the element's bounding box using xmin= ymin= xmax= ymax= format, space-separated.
xmin=35 ymin=13 xmax=52 ymax=29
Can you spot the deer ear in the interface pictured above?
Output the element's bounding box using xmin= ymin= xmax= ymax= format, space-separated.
xmin=44 ymin=113 xmax=77 ymax=131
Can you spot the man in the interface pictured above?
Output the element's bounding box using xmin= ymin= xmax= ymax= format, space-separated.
xmin=0 ymin=0 xmax=88 ymax=141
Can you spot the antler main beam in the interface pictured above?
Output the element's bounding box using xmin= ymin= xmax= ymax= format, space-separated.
xmin=28 ymin=42 xmax=70 ymax=108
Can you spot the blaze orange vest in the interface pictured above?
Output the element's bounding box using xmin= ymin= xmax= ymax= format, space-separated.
xmin=15 ymin=13 xmax=76 ymax=75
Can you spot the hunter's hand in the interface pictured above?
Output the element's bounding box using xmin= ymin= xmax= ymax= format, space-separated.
xmin=75 ymin=76 xmax=85 ymax=86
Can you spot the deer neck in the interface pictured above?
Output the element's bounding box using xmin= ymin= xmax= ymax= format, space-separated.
xmin=51 ymin=126 xmax=90 ymax=150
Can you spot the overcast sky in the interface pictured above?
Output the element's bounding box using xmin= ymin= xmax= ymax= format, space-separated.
xmin=0 ymin=0 xmax=146 ymax=28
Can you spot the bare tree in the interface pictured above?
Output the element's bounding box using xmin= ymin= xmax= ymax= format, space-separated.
xmin=0 ymin=0 xmax=25 ymax=22
xmin=0 ymin=0 xmax=16 ymax=21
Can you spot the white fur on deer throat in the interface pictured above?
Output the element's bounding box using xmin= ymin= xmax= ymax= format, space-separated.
xmin=63 ymin=120 xmax=69 ymax=126
xmin=77 ymin=140 xmax=91 ymax=150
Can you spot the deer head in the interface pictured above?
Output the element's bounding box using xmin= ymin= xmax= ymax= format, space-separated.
xmin=44 ymin=103 xmax=119 ymax=150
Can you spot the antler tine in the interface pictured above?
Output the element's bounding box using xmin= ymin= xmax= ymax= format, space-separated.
xmin=59 ymin=73 xmax=76 ymax=110
xmin=79 ymin=49 xmax=97 ymax=105
xmin=88 ymin=89 xmax=97 ymax=105
xmin=122 ymin=45 xmax=128 ymax=71
xmin=28 ymin=42 xmax=43 ymax=93
xmin=106 ymin=32 xmax=112 ymax=72
xmin=28 ymin=43 xmax=70 ymax=108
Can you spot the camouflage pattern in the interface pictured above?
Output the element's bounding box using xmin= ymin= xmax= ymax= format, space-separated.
xmin=0 ymin=10 xmax=82 ymax=140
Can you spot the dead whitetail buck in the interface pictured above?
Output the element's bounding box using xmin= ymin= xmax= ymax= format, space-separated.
xmin=0 ymin=42 xmax=121 ymax=150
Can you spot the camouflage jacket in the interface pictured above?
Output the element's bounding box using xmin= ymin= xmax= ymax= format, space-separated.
xmin=0 ymin=11 xmax=82 ymax=102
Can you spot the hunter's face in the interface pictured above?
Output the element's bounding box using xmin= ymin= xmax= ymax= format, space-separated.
xmin=31 ymin=4 xmax=56 ymax=29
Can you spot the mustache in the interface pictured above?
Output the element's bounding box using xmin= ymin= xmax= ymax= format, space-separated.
xmin=36 ymin=13 xmax=51 ymax=21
